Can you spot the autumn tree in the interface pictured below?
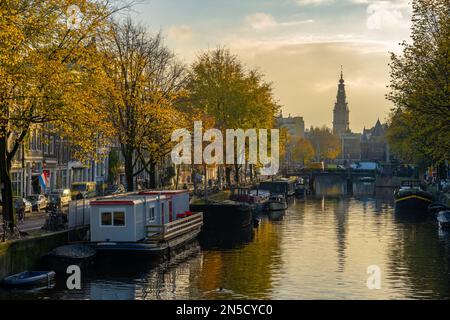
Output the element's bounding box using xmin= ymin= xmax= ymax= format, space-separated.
xmin=188 ymin=48 xmax=279 ymax=185
xmin=98 ymin=19 xmax=187 ymax=191
xmin=387 ymin=0 xmax=449 ymax=171
xmin=308 ymin=126 xmax=341 ymax=161
xmin=290 ymin=136 xmax=315 ymax=166
xmin=0 ymin=0 xmax=125 ymax=232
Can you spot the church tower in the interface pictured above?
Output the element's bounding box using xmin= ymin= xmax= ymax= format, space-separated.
xmin=332 ymin=67 xmax=350 ymax=136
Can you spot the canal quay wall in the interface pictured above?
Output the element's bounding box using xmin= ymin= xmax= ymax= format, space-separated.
xmin=0 ymin=227 xmax=88 ymax=278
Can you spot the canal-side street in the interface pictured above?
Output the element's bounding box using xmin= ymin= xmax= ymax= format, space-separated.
xmin=1 ymin=182 xmax=448 ymax=300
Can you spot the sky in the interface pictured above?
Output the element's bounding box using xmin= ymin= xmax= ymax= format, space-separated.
xmin=128 ymin=0 xmax=413 ymax=132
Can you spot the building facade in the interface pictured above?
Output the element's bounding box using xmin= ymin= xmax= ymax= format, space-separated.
xmin=277 ymin=113 xmax=306 ymax=169
xmin=361 ymin=119 xmax=391 ymax=163
xmin=277 ymin=114 xmax=305 ymax=139
xmin=10 ymin=125 xmax=109 ymax=197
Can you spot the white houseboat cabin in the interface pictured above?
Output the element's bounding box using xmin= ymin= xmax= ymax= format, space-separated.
xmin=90 ymin=195 xmax=169 ymax=243
xmin=138 ymin=190 xmax=190 ymax=223
xmin=89 ymin=191 xmax=203 ymax=255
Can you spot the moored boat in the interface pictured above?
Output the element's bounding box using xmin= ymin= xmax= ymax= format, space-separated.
xmin=293 ymin=177 xmax=307 ymax=198
xmin=359 ymin=176 xmax=376 ymax=184
xmin=190 ymin=201 xmax=252 ymax=230
xmin=428 ymin=202 xmax=450 ymax=215
xmin=89 ymin=192 xmax=203 ymax=256
xmin=259 ymin=179 xmax=295 ymax=198
xmin=394 ymin=180 xmax=434 ymax=215
xmin=268 ymin=209 xmax=285 ymax=221
xmin=45 ymin=244 xmax=96 ymax=273
xmin=2 ymin=271 xmax=55 ymax=288
xmin=230 ymin=187 xmax=269 ymax=213
xmin=266 ymin=195 xmax=287 ymax=211
xmin=437 ymin=211 xmax=450 ymax=229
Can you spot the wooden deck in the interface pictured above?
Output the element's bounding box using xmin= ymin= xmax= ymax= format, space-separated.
xmin=146 ymin=213 xmax=203 ymax=244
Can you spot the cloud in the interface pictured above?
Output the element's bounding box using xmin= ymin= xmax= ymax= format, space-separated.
xmin=245 ymin=13 xmax=278 ymax=30
xmin=167 ymin=25 xmax=194 ymax=42
xmin=295 ymin=0 xmax=333 ymax=5
xmin=245 ymin=13 xmax=314 ymax=30
xmin=366 ymin=1 xmax=411 ymax=31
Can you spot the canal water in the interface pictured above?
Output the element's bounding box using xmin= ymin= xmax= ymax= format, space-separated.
xmin=1 ymin=182 xmax=449 ymax=300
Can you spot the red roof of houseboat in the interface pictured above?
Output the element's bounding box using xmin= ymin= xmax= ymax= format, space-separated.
xmin=139 ymin=190 xmax=188 ymax=196
xmin=90 ymin=200 xmax=137 ymax=206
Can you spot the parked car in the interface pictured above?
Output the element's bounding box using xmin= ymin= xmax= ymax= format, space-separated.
xmin=14 ymin=197 xmax=33 ymax=213
xmin=48 ymin=189 xmax=71 ymax=207
xmin=105 ymin=184 xmax=126 ymax=195
xmin=0 ymin=198 xmax=32 ymax=215
xmin=25 ymin=194 xmax=48 ymax=212
xmin=71 ymin=182 xmax=97 ymax=200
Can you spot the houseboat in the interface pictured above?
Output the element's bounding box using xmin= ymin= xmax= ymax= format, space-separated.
xmin=89 ymin=193 xmax=203 ymax=256
xmin=230 ymin=187 xmax=270 ymax=212
xmin=294 ymin=178 xmax=307 ymax=198
xmin=266 ymin=195 xmax=288 ymax=212
xmin=190 ymin=200 xmax=252 ymax=231
xmin=394 ymin=180 xmax=434 ymax=215
xmin=259 ymin=179 xmax=295 ymax=198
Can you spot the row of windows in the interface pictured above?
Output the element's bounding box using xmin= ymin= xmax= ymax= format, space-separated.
xmin=30 ymin=130 xmax=57 ymax=155
xmin=43 ymin=136 xmax=55 ymax=154
xmin=100 ymin=206 xmax=159 ymax=227
xmin=101 ymin=211 xmax=125 ymax=227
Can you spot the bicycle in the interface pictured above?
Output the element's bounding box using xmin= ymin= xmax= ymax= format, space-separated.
xmin=2 ymin=221 xmax=21 ymax=241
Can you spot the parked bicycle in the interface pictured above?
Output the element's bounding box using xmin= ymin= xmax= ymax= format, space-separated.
xmin=42 ymin=203 xmax=67 ymax=231
xmin=2 ymin=221 xmax=21 ymax=241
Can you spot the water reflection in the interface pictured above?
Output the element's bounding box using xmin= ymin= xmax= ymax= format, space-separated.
xmin=1 ymin=182 xmax=449 ymax=300
xmin=199 ymin=225 xmax=254 ymax=250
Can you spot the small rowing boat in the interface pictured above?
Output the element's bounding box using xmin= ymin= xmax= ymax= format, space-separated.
xmin=2 ymin=271 xmax=55 ymax=288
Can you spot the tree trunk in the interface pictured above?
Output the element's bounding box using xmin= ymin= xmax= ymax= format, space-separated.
xmin=124 ymin=150 xmax=134 ymax=192
xmin=234 ymin=163 xmax=240 ymax=186
xmin=225 ymin=166 xmax=231 ymax=188
xmin=0 ymin=136 xmax=16 ymax=232
xmin=217 ymin=165 xmax=222 ymax=189
xmin=149 ymin=161 xmax=157 ymax=189
xmin=175 ymin=165 xmax=180 ymax=190
xmin=203 ymin=164 xmax=207 ymax=200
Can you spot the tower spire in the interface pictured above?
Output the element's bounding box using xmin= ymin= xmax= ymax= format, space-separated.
xmin=333 ymin=66 xmax=350 ymax=135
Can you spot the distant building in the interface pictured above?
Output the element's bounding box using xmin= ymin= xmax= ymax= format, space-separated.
xmin=328 ymin=68 xmax=392 ymax=164
xmin=340 ymin=132 xmax=362 ymax=163
xmin=277 ymin=113 xmax=305 ymax=139
xmin=277 ymin=113 xmax=305 ymax=169
xmin=361 ymin=119 xmax=391 ymax=163
xmin=333 ymin=68 xmax=350 ymax=136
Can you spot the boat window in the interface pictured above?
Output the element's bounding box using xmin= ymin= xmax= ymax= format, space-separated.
xmin=101 ymin=212 xmax=112 ymax=226
xmin=147 ymin=207 xmax=155 ymax=222
xmin=113 ymin=211 xmax=125 ymax=226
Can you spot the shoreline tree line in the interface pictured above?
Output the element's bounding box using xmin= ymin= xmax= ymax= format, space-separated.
xmin=0 ymin=1 xmax=281 ymax=232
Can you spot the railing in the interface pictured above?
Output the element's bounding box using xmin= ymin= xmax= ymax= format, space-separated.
xmin=146 ymin=213 xmax=203 ymax=243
